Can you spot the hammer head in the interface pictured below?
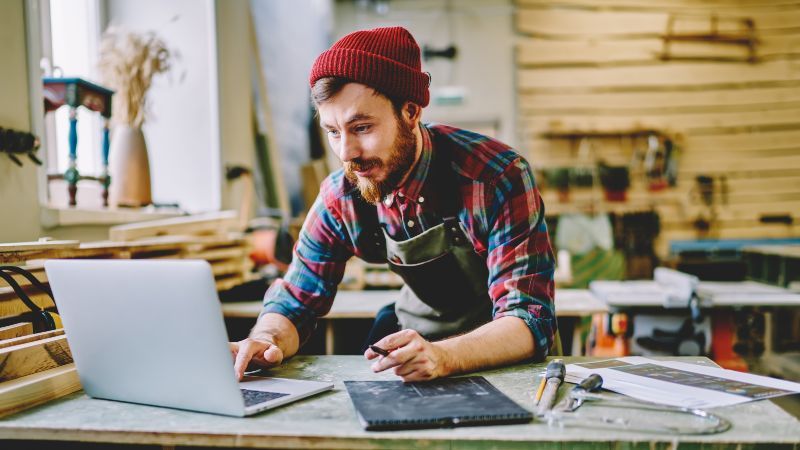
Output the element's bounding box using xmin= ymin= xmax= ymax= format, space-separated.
xmin=545 ymin=358 xmax=566 ymax=381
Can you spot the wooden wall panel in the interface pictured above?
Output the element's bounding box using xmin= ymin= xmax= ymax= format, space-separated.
xmin=515 ymin=0 xmax=800 ymax=256
xmin=518 ymin=60 xmax=800 ymax=89
xmin=517 ymin=37 xmax=800 ymax=66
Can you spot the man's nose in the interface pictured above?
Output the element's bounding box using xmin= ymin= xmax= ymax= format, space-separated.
xmin=338 ymin=133 xmax=360 ymax=162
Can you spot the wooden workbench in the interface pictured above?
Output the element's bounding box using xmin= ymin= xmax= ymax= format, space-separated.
xmin=1 ymin=356 xmax=798 ymax=449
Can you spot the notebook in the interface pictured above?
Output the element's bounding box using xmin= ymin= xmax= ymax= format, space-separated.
xmin=344 ymin=376 xmax=533 ymax=430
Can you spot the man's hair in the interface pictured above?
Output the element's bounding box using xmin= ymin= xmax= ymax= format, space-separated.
xmin=311 ymin=77 xmax=406 ymax=119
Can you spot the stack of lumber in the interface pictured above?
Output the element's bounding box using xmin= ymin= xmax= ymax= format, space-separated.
xmin=107 ymin=211 xmax=254 ymax=290
xmin=0 ymin=325 xmax=79 ymax=418
xmin=0 ymin=211 xmax=254 ymax=416
xmin=514 ymin=0 xmax=800 ymax=256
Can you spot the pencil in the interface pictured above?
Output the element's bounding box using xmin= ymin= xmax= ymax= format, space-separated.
xmin=369 ymin=345 xmax=390 ymax=357
xmin=534 ymin=377 xmax=546 ymax=405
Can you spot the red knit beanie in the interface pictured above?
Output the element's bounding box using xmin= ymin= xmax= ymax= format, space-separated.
xmin=309 ymin=26 xmax=430 ymax=107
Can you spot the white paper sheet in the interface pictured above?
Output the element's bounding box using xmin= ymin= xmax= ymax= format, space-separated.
xmin=566 ymin=356 xmax=800 ymax=409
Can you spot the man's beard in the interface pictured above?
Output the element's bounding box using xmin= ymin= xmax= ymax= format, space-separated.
xmin=344 ymin=120 xmax=417 ymax=205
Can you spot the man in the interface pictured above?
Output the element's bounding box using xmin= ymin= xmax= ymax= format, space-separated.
xmin=232 ymin=26 xmax=555 ymax=382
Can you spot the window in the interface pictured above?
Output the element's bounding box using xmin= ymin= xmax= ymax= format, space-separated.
xmin=40 ymin=0 xmax=105 ymax=207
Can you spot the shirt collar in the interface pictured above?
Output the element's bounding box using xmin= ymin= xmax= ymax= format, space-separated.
xmin=391 ymin=124 xmax=433 ymax=204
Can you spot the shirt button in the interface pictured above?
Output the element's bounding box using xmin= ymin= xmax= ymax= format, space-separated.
xmin=398 ymin=192 xmax=405 ymax=198
xmin=407 ymin=220 xmax=415 ymax=228
xmin=418 ymin=196 xmax=425 ymax=203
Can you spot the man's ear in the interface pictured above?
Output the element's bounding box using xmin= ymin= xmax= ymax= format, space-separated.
xmin=403 ymin=102 xmax=423 ymax=125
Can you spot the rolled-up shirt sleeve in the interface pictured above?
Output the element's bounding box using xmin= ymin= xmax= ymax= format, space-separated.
xmin=485 ymin=157 xmax=556 ymax=360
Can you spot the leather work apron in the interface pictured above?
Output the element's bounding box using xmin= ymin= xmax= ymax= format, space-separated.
xmin=355 ymin=143 xmax=492 ymax=340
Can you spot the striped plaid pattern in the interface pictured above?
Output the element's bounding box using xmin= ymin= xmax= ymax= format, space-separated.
xmin=262 ymin=123 xmax=556 ymax=358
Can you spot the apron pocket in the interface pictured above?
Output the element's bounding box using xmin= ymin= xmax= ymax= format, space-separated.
xmin=388 ymin=250 xmax=482 ymax=311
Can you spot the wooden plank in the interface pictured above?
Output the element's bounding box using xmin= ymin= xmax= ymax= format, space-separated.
xmin=530 ymin=156 xmax=800 ymax=179
xmin=516 ymin=0 xmax=800 ymax=13
xmin=0 ymin=364 xmax=81 ymax=419
xmin=661 ymin=223 xmax=800 ymax=240
xmin=661 ymin=218 xmax=800 ymax=233
xmin=0 ymin=247 xmax=120 ymax=265
xmin=679 ymin=146 xmax=800 ymax=162
xmin=541 ymin=186 xmax=800 ymax=209
xmin=185 ymin=247 xmax=246 ymax=261
xmin=683 ymin=202 xmax=800 ymax=219
xmin=0 ymin=335 xmax=72 ymax=382
xmin=108 ymin=211 xmax=240 ymax=242
xmin=0 ymin=329 xmax=64 ymax=350
xmin=540 ymin=178 xmax=800 ymax=207
xmin=517 ymin=39 xmax=754 ymax=66
xmin=3 ymin=263 xmax=49 ymax=287
xmin=0 ymin=323 xmax=33 ymax=341
xmin=517 ymin=35 xmax=800 ymax=67
xmin=527 ymin=146 xmax=800 ymax=171
xmin=520 ymin=107 xmax=800 ymax=135
xmin=679 ymin=155 xmax=800 ymax=173
xmin=215 ymin=275 xmax=245 ymax=292
xmin=517 ymin=8 xmax=666 ymax=37
xmin=516 ymin=7 xmax=800 ymax=37
xmin=0 ymin=241 xmax=79 ymax=253
xmin=685 ymin=128 xmax=800 ymax=151
xmin=180 ymin=236 xmax=247 ymax=253
xmin=541 ymin=189 xmax=800 ymax=224
xmin=0 ymin=283 xmax=50 ymax=299
xmin=101 ymin=234 xmax=246 ymax=249
xmin=518 ymin=60 xmax=800 ymax=90
xmin=210 ymin=259 xmax=246 ymax=277
xmin=694 ymin=175 xmax=800 ymax=193
xmin=0 ymin=291 xmax=55 ymax=319
xmin=518 ymin=85 xmax=800 ymax=112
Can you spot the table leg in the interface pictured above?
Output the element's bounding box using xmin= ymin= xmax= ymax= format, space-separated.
xmin=572 ymin=321 xmax=584 ymax=356
xmin=325 ymin=320 xmax=334 ymax=355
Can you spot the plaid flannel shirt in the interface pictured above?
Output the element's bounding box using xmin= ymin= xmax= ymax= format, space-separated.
xmin=262 ymin=123 xmax=556 ymax=358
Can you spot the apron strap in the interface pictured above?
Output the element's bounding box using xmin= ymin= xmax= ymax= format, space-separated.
xmin=353 ymin=192 xmax=387 ymax=262
xmin=429 ymin=131 xmax=470 ymax=246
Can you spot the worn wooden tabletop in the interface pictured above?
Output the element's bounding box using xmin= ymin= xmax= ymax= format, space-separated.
xmin=1 ymin=356 xmax=798 ymax=449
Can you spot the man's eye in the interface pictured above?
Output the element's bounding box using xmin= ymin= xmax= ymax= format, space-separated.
xmin=327 ymin=129 xmax=340 ymax=138
xmin=354 ymin=125 xmax=371 ymax=133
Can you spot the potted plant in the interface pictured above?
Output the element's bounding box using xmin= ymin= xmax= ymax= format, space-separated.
xmin=98 ymin=27 xmax=172 ymax=207
xmin=598 ymin=162 xmax=630 ymax=202
xmin=545 ymin=167 xmax=571 ymax=202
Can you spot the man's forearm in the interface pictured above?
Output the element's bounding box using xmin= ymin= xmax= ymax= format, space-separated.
xmin=249 ymin=313 xmax=300 ymax=358
xmin=434 ymin=316 xmax=536 ymax=376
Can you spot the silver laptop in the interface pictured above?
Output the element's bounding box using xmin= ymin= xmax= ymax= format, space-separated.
xmin=45 ymin=259 xmax=333 ymax=417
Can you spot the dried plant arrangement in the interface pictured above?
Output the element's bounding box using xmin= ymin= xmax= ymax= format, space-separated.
xmin=98 ymin=27 xmax=172 ymax=127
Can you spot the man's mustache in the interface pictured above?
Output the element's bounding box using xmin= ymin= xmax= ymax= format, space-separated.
xmin=346 ymin=158 xmax=382 ymax=172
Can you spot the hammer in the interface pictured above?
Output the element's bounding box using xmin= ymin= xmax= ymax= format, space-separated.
xmin=536 ymin=359 xmax=565 ymax=416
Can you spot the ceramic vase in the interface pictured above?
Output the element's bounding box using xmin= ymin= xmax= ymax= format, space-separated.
xmin=109 ymin=124 xmax=152 ymax=207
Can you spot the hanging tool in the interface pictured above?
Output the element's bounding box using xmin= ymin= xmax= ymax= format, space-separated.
xmin=544 ymin=374 xmax=731 ymax=435
xmin=535 ymin=359 xmax=565 ymax=416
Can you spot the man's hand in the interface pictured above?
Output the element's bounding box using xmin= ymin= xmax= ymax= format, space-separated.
xmin=364 ymin=329 xmax=453 ymax=382
xmin=230 ymin=337 xmax=284 ymax=381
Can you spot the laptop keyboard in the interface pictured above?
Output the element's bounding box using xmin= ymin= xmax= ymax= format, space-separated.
xmin=240 ymin=389 xmax=289 ymax=407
